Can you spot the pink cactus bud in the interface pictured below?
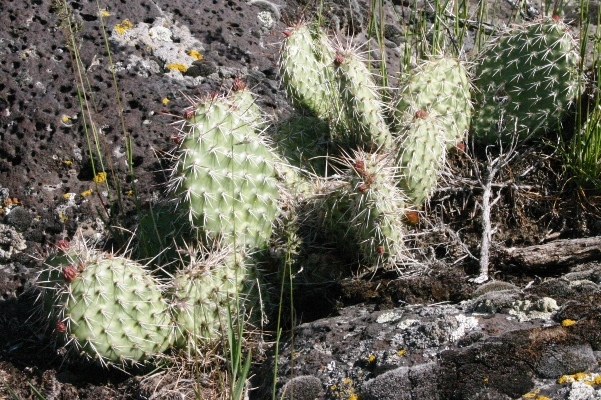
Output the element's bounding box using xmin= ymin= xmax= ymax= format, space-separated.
xmin=62 ymin=266 xmax=78 ymax=283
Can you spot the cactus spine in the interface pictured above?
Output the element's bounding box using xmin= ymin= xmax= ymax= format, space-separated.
xmin=322 ymin=151 xmax=408 ymax=267
xmin=471 ymin=17 xmax=580 ymax=143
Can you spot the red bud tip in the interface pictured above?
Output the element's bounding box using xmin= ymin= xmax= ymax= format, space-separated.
xmin=354 ymin=160 xmax=365 ymax=171
xmin=56 ymin=239 xmax=70 ymax=252
xmin=283 ymin=29 xmax=292 ymax=37
xmin=456 ymin=142 xmax=466 ymax=152
xmin=404 ymin=210 xmax=419 ymax=226
xmin=183 ymin=108 xmax=195 ymax=119
xmin=334 ymin=53 xmax=345 ymax=66
xmin=358 ymin=183 xmax=368 ymax=193
xmin=62 ymin=266 xmax=78 ymax=283
xmin=56 ymin=321 xmax=67 ymax=333
xmin=552 ymin=14 xmax=561 ymax=22
xmin=232 ymin=77 xmax=246 ymax=92
xmin=415 ymin=110 xmax=428 ymax=119
xmin=376 ymin=246 xmax=385 ymax=255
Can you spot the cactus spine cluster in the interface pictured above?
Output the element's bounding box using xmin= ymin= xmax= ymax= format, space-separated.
xmin=471 ymin=16 xmax=580 ymax=143
xmin=322 ymin=151 xmax=408 ymax=267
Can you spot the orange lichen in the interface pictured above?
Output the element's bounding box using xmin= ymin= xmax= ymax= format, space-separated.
xmin=188 ymin=49 xmax=203 ymax=60
xmin=165 ymin=63 xmax=187 ymax=73
xmin=93 ymin=172 xmax=107 ymax=183
xmin=114 ymin=19 xmax=133 ymax=35
xmin=561 ymin=319 xmax=576 ymax=327
xmin=4 ymin=198 xmax=19 ymax=207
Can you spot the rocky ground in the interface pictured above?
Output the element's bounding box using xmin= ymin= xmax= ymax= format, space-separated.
xmin=2 ymin=0 xmax=601 ymax=399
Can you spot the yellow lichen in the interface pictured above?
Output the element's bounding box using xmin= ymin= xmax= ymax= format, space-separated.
xmin=162 ymin=97 xmax=170 ymax=105
xmin=397 ymin=349 xmax=407 ymax=357
xmin=522 ymin=389 xmax=539 ymax=398
xmin=483 ymin=377 xmax=489 ymax=383
xmin=63 ymin=160 xmax=72 ymax=166
xmin=63 ymin=193 xmax=75 ymax=201
xmin=561 ymin=319 xmax=576 ymax=327
xmin=59 ymin=212 xmax=68 ymax=223
xmin=93 ymin=172 xmax=107 ymax=183
xmin=61 ymin=115 xmax=71 ymax=123
xmin=366 ymin=354 xmax=376 ymax=363
xmin=165 ymin=63 xmax=187 ymax=73
xmin=188 ymin=49 xmax=203 ymax=60
xmin=126 ymin=190 xmax=134 ymax=197
xmin=99 ymin=9 xmax=110 ymax=17
xmin=80 ymin=189 xmax=93 ymax=197
xmin=114 ymin=19 xmax=133 ymax=35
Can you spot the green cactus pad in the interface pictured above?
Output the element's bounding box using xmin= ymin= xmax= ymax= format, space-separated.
xmin=395 ymin=56 xmax=471 ymax=148
xmin=395 ymin=110 xmax=447 ymax=206
xmin=321 ymin=151 xmax=408 ymax=268
xmin=170 ymin=248 xmax=259 ymax=352
xmin=471 ymin=17 xmax=580 ymax=143
xmin=334 ymin=48 xmax=393 ymax=150
xmin=171 ymin=93 xmax=281 ymax=249
xmin=37 ymin=245 xmax=173 ymax=368
xmin=279 ymin=23 xmax=340 ymax=119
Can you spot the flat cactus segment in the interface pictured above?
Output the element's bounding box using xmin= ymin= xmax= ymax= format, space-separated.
xmin=169 ymin=247 xmax=259 ymax=352
xmin=321 ymin=151 xmax=408 ymax=268
xmin=279 ymin=23 xmax=339 ymax=119
xmin=471 ymin=17 xmax=581 ymax=143
xmin=394 ymin=56 xmax=471 ymax=148
xmin=37 ymin=246 xmax=173 ymax=368
xmin=334 ymin=48 xmax=393 ymax=150
xmin=396 ymin=110 xmax=447 ymax=206
xmin=171 ymin=93 xmax=280 ymax=249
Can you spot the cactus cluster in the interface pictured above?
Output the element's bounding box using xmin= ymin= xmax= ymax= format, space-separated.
xmin=34 ymin=14 xmax=583 ymax=370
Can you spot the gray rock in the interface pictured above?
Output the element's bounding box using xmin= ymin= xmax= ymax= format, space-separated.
xmin=279 ymin=375 xmax=324 ymax=400
xmin=361 ymin=362 xmax=439 ymax=400
xmin=536 ymin=343 xmax=597 ymax=379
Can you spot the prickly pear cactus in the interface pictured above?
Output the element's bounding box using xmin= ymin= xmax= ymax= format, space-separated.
xmin=471 ymin=16 xmax=581 ymax=143
xmin=170 ymin=91 xmax=281 ymax=250
xmin=333 ymin=47 xmax=393 ymax=150
xmin=36 ymin=242 xmax=173 ymax=368
xmin=395 ymin=56 xmax=471 ymax=148
xmin=396 ymin=110 xmax=447 ymax=206
xmin=169 ymin=247 xmax=259 ymax=353
xmin=321 ymin=151 xmax=408 ymax=268
xmin=279 ymin=23 xmax=340 ymax=120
